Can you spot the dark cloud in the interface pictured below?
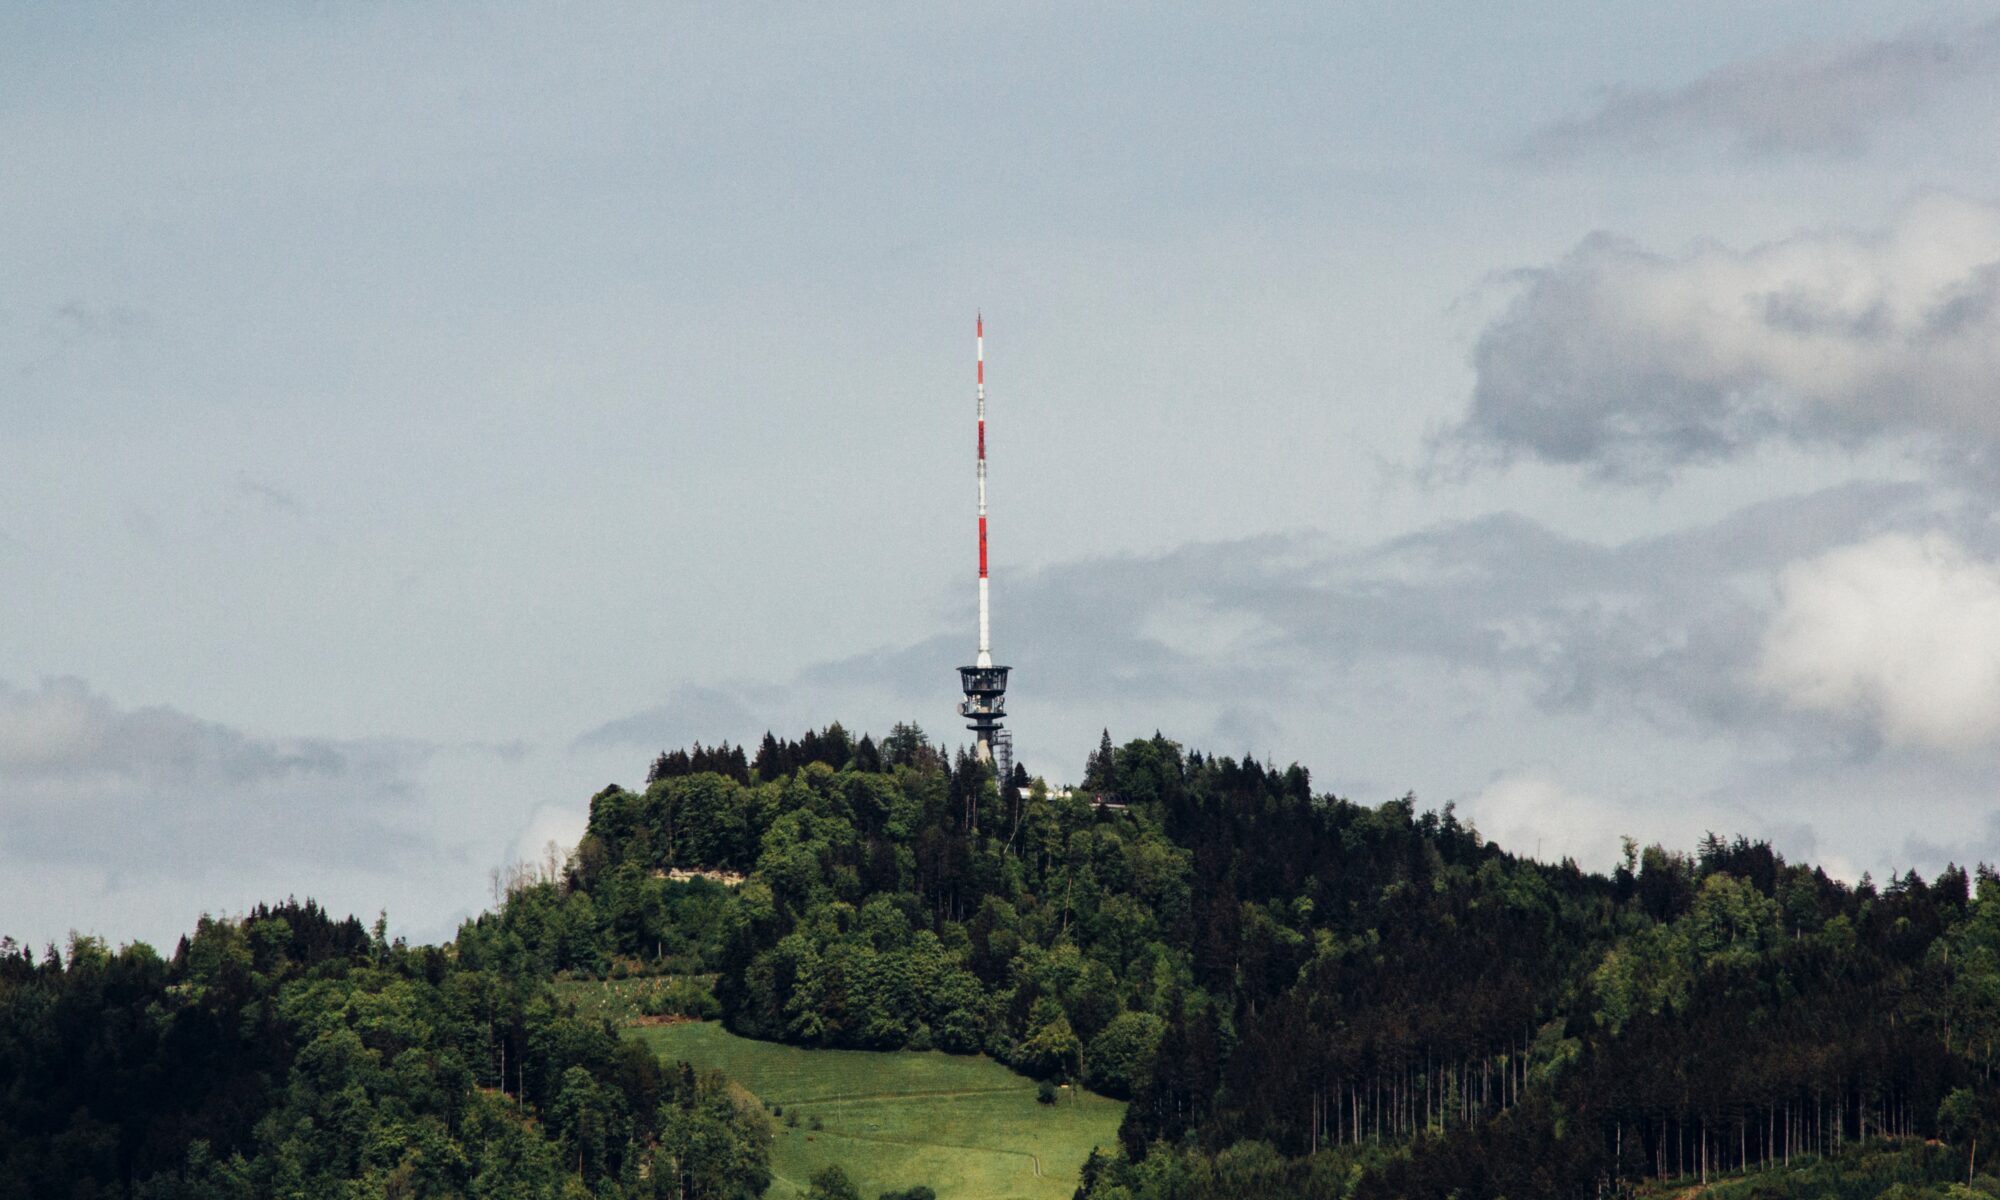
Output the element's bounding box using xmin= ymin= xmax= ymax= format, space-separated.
xmin=0 ymin=678 xmax=435 ymax=882
xmin=0 ymin=677 xmax=381 ymax=786
xmin=1204 ymin=705 xmax=1284 ymax=758
xmin=665 ymin=482 xmax=1943 ymax=759
xmin=1443 ymin=196 xmax=2000 ymax=482
xmin=236 ymin=476 xmax=304 ymax=517
xmin=571 ymin=684 xmax=768 ymax=750
xmin=565 ymin=485 xmax=2000 ymax=884
xmin=15 ymin=302 xmax=150 ymax=381
xmin=1524 ymin=19 xmax=2000 ymax=159
xmin=0 ymin=680 xmax=606 ymax=953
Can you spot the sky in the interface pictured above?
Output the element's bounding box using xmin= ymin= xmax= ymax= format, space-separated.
xmin=8 ymin=2 xmax=2000 ymax=950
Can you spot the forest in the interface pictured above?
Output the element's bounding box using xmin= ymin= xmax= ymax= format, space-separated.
xmin=0 ymin=898 xmax=768 ymax=1199
xmin=7 ymin=720 xmax=2000 ymax=1198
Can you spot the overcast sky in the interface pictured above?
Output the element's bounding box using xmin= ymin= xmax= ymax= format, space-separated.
xmin=10 ymin=2 xmax=2000 ymax=950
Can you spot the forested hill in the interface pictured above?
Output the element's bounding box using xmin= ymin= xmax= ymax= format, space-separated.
xmin=543 ymin=724 xmax=2000 ymax=1198
xmin=5 ymin=721 xmax=1999 ymax=1199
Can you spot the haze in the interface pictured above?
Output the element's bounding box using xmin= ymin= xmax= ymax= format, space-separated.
xmin=8 ymin=2 xmax=2000 ymax=949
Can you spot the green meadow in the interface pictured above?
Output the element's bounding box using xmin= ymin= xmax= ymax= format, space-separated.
xmin=631 ymin=1021 xmax=1125 ymax=1200
xmin=552 ymin=974 xmax=718 ymax=1024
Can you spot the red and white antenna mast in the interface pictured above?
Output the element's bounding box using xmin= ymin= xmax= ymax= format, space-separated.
xmin=959 ymin=313 xmax=1009 ymax=765
xmin=976 ymin=313 xmax=991 ymax=669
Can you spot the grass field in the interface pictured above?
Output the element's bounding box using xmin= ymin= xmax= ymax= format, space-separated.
xmin=631 ymin=1021 xmax=1125 ymax=1200
xmin=551 ymin=974 xmax=718 ymax=1024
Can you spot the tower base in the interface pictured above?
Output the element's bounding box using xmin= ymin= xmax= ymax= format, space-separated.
xmin=958 ymin=663 xmax=1010 ymax=768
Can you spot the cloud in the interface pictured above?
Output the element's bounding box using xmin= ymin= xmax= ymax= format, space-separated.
xmin=1458 ymin=770 xmax=1631 ymax=870
xmin=572 ymin=684 xmax=768 ymax=750
xmin=235 ymin=476 xmax=303 ymax=516
xmin=1446 ymin=194 xmax=2000 ymax=482
xmin=0 ymin=678 xmax=442 ymax=946
xmin=16 ymin=302 xmax=151 ymax=380
xmin=600 ymin=482 xmax=1940 ymax=777
xmin=0 ymin=676 xmax=353 ymax=785
xmin=1756 ymin=531 xmax=2000 ymax=752
xmin=578 ymin=490 xmax=2000 ymax=884
xmin=1454 ymin=763 xmax=1842 ymax=876
xmin=1525 ymin=19 xmax=2000 ymax=159
xmin=512 ymin=804 xmax=589 ymax=873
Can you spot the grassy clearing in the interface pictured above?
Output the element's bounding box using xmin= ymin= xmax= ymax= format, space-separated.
xmin=632 ymin=1021 xmax=1125 ymax=1200
xmin=552 ymin=974 xmax=717 ymax=1025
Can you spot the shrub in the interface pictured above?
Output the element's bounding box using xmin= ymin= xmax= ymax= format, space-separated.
xmin=807 ymin=1165 xmax=861 ymax=1200
xmin=639 ymin=975 xmax=723 ymax=1020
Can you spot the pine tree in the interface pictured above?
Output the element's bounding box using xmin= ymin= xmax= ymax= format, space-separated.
xmin=753 ymin=732 xmax=789 ymax=781
xmin=723 ymin=742 xmax=751 ymax=784
xmin=820 ymin=722 xmax=853 ymax=768
xmin=1084 ymin=729 xmax=1117 ymax=795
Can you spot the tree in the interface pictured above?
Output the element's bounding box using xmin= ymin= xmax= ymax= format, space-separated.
xmin=1941 ymin=1087 xmax=1984 ymax=1186
xmin=820 ymin=723 xmax=853 ymax=769
xmin=1018 ymin=997 xmax=1083 ymax=1081
xmin=882 ymin=722 xmax=932 ymax=769
xmin=806 ymin=1164 xmax=862 ymax=1200
xmin=754 ymin=733 xmax=791 ymax=782
xmin=549 ymin=1066 xmax=612 ymax=1178
xmin=1087 ymin=1012 xmax=1166 ymax=1100
xmin=1084 ymin=729 xmax=1117 ymax=794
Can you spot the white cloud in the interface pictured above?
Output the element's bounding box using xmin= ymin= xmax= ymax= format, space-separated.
xmin=1459 ymin=770 xmax=1631 ymax=870
xmin=1756 ymin=531 xmax=2000 ymax=752
xmin=1457 ymin=766 xmax=1844 ymax=879
xmin=1452 ymin=194 xmax=2000 ymax=481
xmin=512 ymin=803 xmax=589 ymax=874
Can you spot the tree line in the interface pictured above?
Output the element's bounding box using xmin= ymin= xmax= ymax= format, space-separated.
xmin=563 ymin=725 xmax=2000 ymax=1199
xmin=0 ymin=898 xmax=769 ymax=1198
xmin=12 ymin=719 xmax=2000 ymax=1199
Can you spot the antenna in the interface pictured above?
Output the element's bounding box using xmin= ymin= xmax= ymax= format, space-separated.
xmin=977 ymin=313 xmax=990 ymax=669
xmin=959 ymin=313 xmax=1010 ymax=766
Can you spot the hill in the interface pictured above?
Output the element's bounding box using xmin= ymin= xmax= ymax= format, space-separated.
xmin=8 ymin=720 xmax=2000 ymax=1200
xmin=515 ymin=723 xmax=2000 ymax=1198
xmin=634 ymin=1021 xmax=1123 ymax=1199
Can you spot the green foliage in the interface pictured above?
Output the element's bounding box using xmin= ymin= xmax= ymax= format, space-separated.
xmin=1017 ymin=996 xmax=1082 ymax=1080
xmin=557 ymin=731 xmax=2000 ymax=1197
xmin=1688 ymin=1140 xmax=1979 ymax=1200
xmin=0 ymin=895 xmax=767 ymax=1200
xmin=806 ymin=1164 xmax=861 ymax=1200
xmin=1087 ymin=1011 xmax=1166 ymax=1099
xmin=22 ymin=721 xmax=2000 ymax=1200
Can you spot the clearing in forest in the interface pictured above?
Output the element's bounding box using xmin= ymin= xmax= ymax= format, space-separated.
xmin=632 ymin=1021 xmax=1125 ymax=1200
